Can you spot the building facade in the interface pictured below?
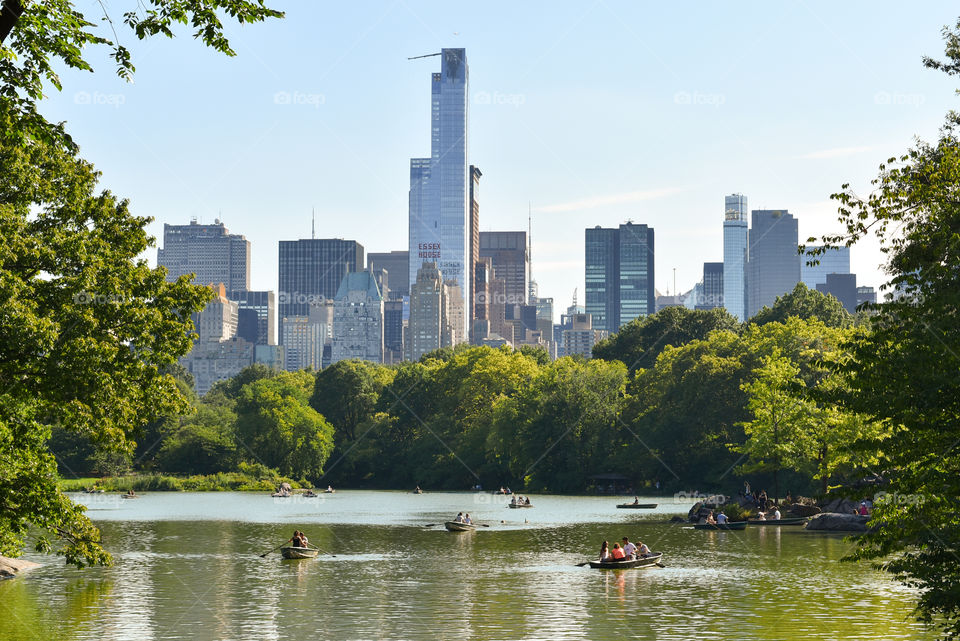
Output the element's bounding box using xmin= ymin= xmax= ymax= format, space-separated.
xmin=407 ymin=262 xmax=445 ymax=361
xmin=478 ymin=231 xmax=528 ymax=314
xmin=722 ymin=193 xmax=748 ymax=320
xmin=563 ymin=313 xmax=607 ymax=359
xmin=801 ymin=245 xmax=851 ymax=289
xmin=698 ymin=262 xmax=724 ymax=310
xmin=817 ymin=273 xmax=858 ymax=314
xmin=367 ymin=251 xmax=410 ymax=299
xmin=746 ymin=210 xmax=800 ymax=318
xmin=157 ymin=219 xmax=250 ymax=291
xmin=407 ymin=49 xmax=470 ymax=340
xmin=227 ymin=290 xmax=276 ymax=345
xmin=585 ymin=223 xmax=655 ymax=333
xmin=331 ymin=272 xmax=384 ymax=364
xmin=278 ymin=238 xmax=363 ymax=343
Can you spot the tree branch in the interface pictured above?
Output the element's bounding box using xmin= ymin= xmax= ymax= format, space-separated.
xmin=0 ymin=0 xmax=24 ymax=44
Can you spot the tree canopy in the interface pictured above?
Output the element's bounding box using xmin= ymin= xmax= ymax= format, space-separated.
xmin=749 ymin=283 xmax=854 ymax=328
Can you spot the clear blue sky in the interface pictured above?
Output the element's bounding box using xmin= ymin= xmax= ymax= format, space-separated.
xmin=40 ymin=1 xmax=960 ymax=315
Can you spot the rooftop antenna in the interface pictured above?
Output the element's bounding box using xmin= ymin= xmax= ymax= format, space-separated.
xmin=673 ymin=267 xmax=677 ymax=297
xmin=311 ymin=207 xmax=316 ymax=240
xmin=572 ymin=287 xmax=577 ymax=309
xmin=527 ymin=202 xmax=533 ymax=303
xmin=408 ymin=52 xmax=441 ymax=60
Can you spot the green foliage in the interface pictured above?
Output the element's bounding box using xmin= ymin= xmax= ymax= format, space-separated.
xmin=0 ymin=101 xmax=211 ymax=567
xmin=750 ymin=283 xmax=854 ymax=328
xmin=310 ymin=360 xmax=394 ymax=441
xmin=593 ymin=306 xmax=740 ymax=372
xmin=813 ymin=21 xmax=960 ymax=638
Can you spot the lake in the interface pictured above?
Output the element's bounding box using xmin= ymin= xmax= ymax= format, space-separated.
xmin=0 ymin=491 xmax=932 ymax=640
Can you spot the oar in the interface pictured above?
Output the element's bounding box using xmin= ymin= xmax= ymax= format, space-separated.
xmin=576 ymin=560 xmax=593 ymax=567
xmin=259 ymin=540 xmax=291 ymax=558
xmin=307 ymin=544 xmax=336 ymax=558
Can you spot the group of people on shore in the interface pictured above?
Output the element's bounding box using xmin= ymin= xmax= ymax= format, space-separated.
xmin=509 ymin=496 xmax=532 ymax=506
xmin=599 ymin=536 xmax=652 ymax=562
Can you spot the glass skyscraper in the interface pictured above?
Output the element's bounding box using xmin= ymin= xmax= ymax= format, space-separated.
xmin=585 ymin=223 xmax=655 ymax=333
xmin=801 ymin=245 xmax=851 ymax=289
xmin=408 ymin=48 xmax=470 ymax=340
xmin=747 ymin=210 xmax=800 ymax=318
xmin=722 ymin=193 xmax=748 ymax=320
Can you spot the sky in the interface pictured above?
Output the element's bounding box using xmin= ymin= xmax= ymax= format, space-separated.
xmin=38 ymin=1 xmax=960 ymax=318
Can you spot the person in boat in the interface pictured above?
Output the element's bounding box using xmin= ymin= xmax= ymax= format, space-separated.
xmin=705 ymin=511 xmax=717 ymax=525
xmin=858 ymin=502 xmax=869 ymax=516
xmin=463 ymin=513 xmax=472 ymax=525
xmin=289 ymin=530 xmax=304 ymax=547
xmin=126 ymin=489 xmax=136 ymax=496
xmin=632 ymin=496 xmax=640 ymax=505
xmin=524 ymin=496 xmax=531 ymax=505
xmin=757 ymin=511 xmax=767 ymax=521
xmin=637 ymin=541 xmax=651 ymax=557
xmin=609 ymin=543 xmax=626 ymax=561
xmin=599 ymin=540 xmax=610 ymax=561
xmin=785 ymin=490 xmax=793 ymax=504
xmin=327 ymin=485 xmax=333 ymax=492
xmin=454 ymin=512 xmax=464 ymax=523
xmin=510 ymin=496 xmax=517 ymax=506
xmin=621 ymin=537 xmax=637 ymax=559
xmin=772 ymin=508 xmax=781 ymax=520
xmin=716 ymin=510 xmax=728 ymax=525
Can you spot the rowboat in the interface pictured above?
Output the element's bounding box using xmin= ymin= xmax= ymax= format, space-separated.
xmin=693 ymin=521 xmax=747 ymax=531
xmin=508 ymin=503 xmax=533 ymax=509
xmin=444 ymin=521 xmax=476 ymax=532
xmin=617 ymin=503 xmax=658 ymax=509
xmin=746 ymin=517 xmax=807 ymax=526
xmin=587 ymin=552 xmax=663 ymax=569
xmin=280 ymin=546 xmax=319 ymax=559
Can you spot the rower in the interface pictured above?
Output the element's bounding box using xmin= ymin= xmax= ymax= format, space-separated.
xmin=463 ymin=513 xmax=472 ymax=525
xmin=621 ymin=537 xmax=637 ymax=559
xmin=632 ymin=496 xmax=640 ymax=505
xmin=716 ymin=511 xmax=728 ymax=525
xmin=454 ymin=512 xmax=464 ymax=523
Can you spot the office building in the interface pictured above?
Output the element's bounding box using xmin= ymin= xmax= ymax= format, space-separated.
xmin=857 ymin=285 xmax=877 ymax=306
xmin=367 ymin=251 xmax=410 ymax=299
xmin=180 ymin=284 xmax=252 ymax=394
xmin=802 ymin=246 xmax=851 ymax=289
xmin=227 ymin=290 xmax=276 ymax=346
xmin=278 ymin=238 xmax=363 ymax=343
xmin=331 ymin=271 xmax=384 ymax=364
xmin=746 ymin=210 xmax=800 ymax=318
xmin=563 ymin=313 xmax=607 ymax=359
xmin=585 ymin=223 xmax=655 ymax=333
xmin=817 ymin=273 xmax=858 ymax=314
xmin=722 ymin=193 xmax=748 ymax=320
xmin=407 ymin=262 xmax=446 ymax=361
xmin=407 ymin=49 xmax=470 ymax=340
xmin=698 ymin=263 xmax=724 ymax=310
xmin=469 ymin=165 xmax=482 ymax=338
xmin=157 ymin=219 xmax=250 ymax=292
xmin=479 ymin=231 xmax=528 ymax=313
xmin=383 ymin=299 xmax=404 ymax=364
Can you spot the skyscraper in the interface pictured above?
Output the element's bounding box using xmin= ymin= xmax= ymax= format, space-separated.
xmin=408 ymin=48 xmax=470 ymax=340
xmin=747 ymin=210 xmax=800 ymax=318
xmin=226 ymin=290 xmax=276 ymax=345
xmin=817 ymin=273 xmax=858 ymax=313
xmin=367 ymin=251 xmax=410 ymax=299
xmin=277 ymin=238 xmax=364 ymax=342
xmin=722 ymin=193 xmax=748 ymax=320
xmin=479 ymin=231 xmax=528 ymax=313
xmin=468 ymin=165 xmax=482 ymax=340
xmin=331 ymin=271 xmax=384 ymax=365
xmin=699 ymin=262 xmax=724 ymax=310
xmin=157 ymin=219 xmax=250 ymax=291
xmin=801 ymin=245 xmax=851 ymax=289
xmin=407 ymin=262 xmax=445 ymax=361
xmin=585 ymin=223 xmax=655 ymax=333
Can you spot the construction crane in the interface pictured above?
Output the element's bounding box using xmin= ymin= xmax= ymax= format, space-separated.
xmin=407 ymin=52 xmax=441 ymax=60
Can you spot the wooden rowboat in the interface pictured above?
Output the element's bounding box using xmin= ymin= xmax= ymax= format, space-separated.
xmin=444 ymin=521 xmax=476 ymax=532
xmin=616 ymin=503 xmax=658 ymax=509
xmin=693 ymin=521 xmax=747 ymax=531
xmin=508 ymin=503 xmax=533 ymax=508
xmin=280 ymin=546 xmax=319 ymax=559
xmin=746 ymin=517 xmax=807 ymax=526
xmin=587 ymin=552 xmax=663 ymax=569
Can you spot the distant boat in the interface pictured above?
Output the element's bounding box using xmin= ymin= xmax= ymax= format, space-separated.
xmin=280 ymin=546 xmax=319 ymax=559
xmin=617 ymin=503 xmax=657 ymax=509
xmin=508 ymin=503 xmax=533 ymax=508
xmin=746 ymin=517 xmax=807 ymax=526
xmin=412 ymin=488 xmax=423 ymax=494
xmin=271 ymin=492 xmax=291 ymax=498
xmin=587 ymin=553 xmax=663 ymax=569
xmin=444 ymin=521 xmax=476 ymax=532
xmin=693 ymin=521 xmax=747 ymax=531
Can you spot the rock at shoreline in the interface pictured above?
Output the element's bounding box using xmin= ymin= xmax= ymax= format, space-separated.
xmin=789 ymin=503 xmax=821 ymax=518
xmin=821 ymin=498 xmax=859 ymax=514
xmin=805 ymin=513 xmax=870 ymax=532
xmin=0 ymin=555 xmax=41 ymax=579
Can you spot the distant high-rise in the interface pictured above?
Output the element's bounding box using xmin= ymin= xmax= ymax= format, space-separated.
xmin=331 ymin=272 xmax=384 ymax=364
xmin=817 ymin=273 xmax=858 ymax=314
xmin=801 ymin=245 xmax=851 ymax=289
xmin=383 ymin=299 xmax=404 ymax=364
xmin=277 ymin=238 xmax=363 ymax=343
xmin=699 ymin=262 xmax=724 ymax=310
xmin=856 ymin=285 xmax=877 ymax=306
xmin=479 ymin=231 xmax=528 ymax=312
xmin=468 ymin=165 xmax=482 ymax=340
xmin=407 ymin=262 xmax=445 ymax=361
xmin=722 ymin=193 xmax=748 ymax=320
xmin=585 ymin=223 xmax=655 ymax=333
xmin=227 ymin=290 xmax=276 ymax=346
xmin=408 ymin=48 xmax=470 ymax=340
xmin=158 ymin=219 xmax=250 ymax=291
xmin=367 ymin=251 xmax=410 ymax=299
xmin=747 ymin=210 xmax=800 ymax=318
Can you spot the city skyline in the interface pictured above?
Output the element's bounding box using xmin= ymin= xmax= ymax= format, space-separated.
xmin=38 ymin=3 xmax=960 ymax=308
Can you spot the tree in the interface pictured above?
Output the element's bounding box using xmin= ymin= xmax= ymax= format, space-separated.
xmin=0 ymin=101 xmax=211 ymax=566
xmin=813 ymin=20 xmax=960 ymax=638
xmin=749 ymin=283 xmax=853 ymax=328
xmin=1 ymin=0 xmax=282 ymax=143
xmin=310 ymin=360 xmax=393 ymax=442
xmin=234 ymin=372 xmax=334 ymax=481
xmin=592 ymin=306 xmax=740 ymax=372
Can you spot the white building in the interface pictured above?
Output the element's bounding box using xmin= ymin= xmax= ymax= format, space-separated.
xmin=331 ymin=271 xmax=384 ymax=364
